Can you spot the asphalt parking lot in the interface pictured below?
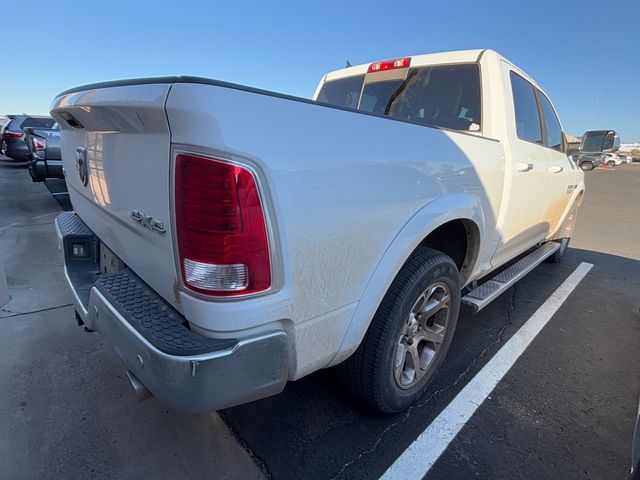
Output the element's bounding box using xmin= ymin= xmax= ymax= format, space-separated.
xmin=1 ymin=158 xmax=639 ymax=479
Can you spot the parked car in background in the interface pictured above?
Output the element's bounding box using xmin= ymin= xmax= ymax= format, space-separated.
xmin=619 ymin=153 xmax=632 ymax=164
xmin=0 ymin=116 xmax=10 ymax=135
xmin=575 ymin=152 xmax=604 ymax=171
xmin=604 ymin=152 xmax=623 ymax=166
xmin=0 ymin=115 xmax=56 ymax=162
xmin=24 ymin=123 xmax=64 ymax=182
xmin=0 ymin=117 xmax=11 ymax=155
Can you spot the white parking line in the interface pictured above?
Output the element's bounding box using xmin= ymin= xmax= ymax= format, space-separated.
xmin=380 ymin=262 xmax=594 ymax=480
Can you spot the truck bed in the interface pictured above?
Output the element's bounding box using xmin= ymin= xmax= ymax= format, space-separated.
xmin=51 ymin=76 xmax=504 ymax=377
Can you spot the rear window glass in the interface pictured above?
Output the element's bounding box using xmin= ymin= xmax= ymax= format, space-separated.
xmin=317 ymin=64 xmax=481 ymax=132
xmin=316 ymin=75 xmax=363 ymax=110
xmin=21 ymin=117 xmax=56 ymax=129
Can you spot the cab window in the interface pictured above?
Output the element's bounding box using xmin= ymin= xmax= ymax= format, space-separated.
xmin=360 ymin=64 xmax=481 ymax=131
xmin=510 ymin=72 xmax=542 ymax=144
xmin=316 ymin=75 xmax=363 ymax=110
xmin=316 ymin=63 xmax=481 ymax=132
xmin=538 ymin=92 xmax=563 ymax=151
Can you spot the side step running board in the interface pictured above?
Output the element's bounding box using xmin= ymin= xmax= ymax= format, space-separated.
xmin=461 ymin=242 xmax=560 ymax=313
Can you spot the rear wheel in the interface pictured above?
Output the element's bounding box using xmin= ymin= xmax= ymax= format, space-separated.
xmin=579 ymin=161 xmax=593 ymax=171
xmin=338 ymin=247 xmax=460 ymax=413
xmin=608 ymin=161 xmax=616 ymax=167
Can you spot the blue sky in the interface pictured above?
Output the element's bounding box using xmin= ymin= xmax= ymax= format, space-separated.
xmin=2 ymin=0 xmax=639 ymax=140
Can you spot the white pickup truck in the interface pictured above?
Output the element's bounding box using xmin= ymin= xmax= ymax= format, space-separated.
xmin=52 ymin=49 xmax=586 ymax=414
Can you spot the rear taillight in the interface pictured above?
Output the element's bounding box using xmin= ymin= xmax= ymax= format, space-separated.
xmin=367 ymin=57 xmax=411 ymax=73
xmin=32 ymin=137 xmax=46 ymax=150
xmin=4 ymin=131 xmax=24 ymax=138
xmin=175 ymin=153 xmax=271 ymax=296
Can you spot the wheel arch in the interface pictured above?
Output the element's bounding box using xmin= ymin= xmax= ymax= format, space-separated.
xmin=550 ymin=186 xmax=584 ymax=241
xmin=328 ymin=193 xmax=485 ymax=367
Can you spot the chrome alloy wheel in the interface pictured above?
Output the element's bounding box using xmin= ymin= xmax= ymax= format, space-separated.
xmin=393 ymin=282 xmax=452 ymax=389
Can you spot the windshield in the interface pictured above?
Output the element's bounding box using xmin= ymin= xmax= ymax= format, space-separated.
xmin=316 ymin=63 xmax=481 ymax=132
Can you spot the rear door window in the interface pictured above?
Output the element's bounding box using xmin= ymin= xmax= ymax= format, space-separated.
xmin=510 ymin=72 xmax=542 ymax=144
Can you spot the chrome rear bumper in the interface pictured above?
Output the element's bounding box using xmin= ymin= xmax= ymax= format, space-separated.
xmin=56 ymin=211 xmax=288 ymax=413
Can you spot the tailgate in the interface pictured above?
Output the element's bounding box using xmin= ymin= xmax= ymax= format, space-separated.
xmin=51 ymin=82 xmax=181 ymax=310
xmin=25 ymin=127 xmax=61 ymax=160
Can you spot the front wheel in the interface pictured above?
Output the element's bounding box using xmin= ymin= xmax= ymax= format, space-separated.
xmin=338 ymin=247 xmax=460 ymax=413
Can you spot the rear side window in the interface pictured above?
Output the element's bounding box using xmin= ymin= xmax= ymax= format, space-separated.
xmin=510 ymin=72 xmax=542 ymax=143
xmin=316 ymin=75 xmax=364 ymax=110
xmin=20 ymin=117 xmax=56 ymax=129
xmin=538 ymin=93 xmax=563 ymax=151
xmin=317 ymin=63 xmax=481 ymax=131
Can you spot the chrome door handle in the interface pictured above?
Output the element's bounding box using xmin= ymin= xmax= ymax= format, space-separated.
xmin=516 ymin=162 xmax=534 ymax=172
xmin=548 ymin=165 xmax=564 ymax=173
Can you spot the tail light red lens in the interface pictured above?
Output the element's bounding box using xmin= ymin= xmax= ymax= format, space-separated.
xmin=175 ymin=153 xmax=271 ymax=296
xmin=4 ymin=131 xmax=24 ymax=138
xmin=32 ymin=137 xmax=46 ymax=150
xmin=367 ymin=57 xmax=411 ymax=73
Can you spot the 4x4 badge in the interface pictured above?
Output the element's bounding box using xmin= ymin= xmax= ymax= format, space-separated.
xmin=130 ymin=210 xmax=167 ymax=236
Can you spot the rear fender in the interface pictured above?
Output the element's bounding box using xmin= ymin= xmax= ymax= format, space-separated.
xmin=328 ymin=193 xmax=485 ymax=366
xmin=550 ymin=186 xmax=584 ymax=241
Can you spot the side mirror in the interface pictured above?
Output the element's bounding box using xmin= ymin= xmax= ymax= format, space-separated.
xmin=603 ymin=133 xmax=620 ymax=153
xmin=580 ymin=130 xmax=620 ymax=153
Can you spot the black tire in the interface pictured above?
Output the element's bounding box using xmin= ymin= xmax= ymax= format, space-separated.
xmin=579 ymin=161 xmax=593 ymax=171
xmin=546 ymin=237 xmax=570 ymax=263
xmin=338 ymin=247 xmax=460 ymax=413
xmin=607 ymin=161 xmax=615 ymax=167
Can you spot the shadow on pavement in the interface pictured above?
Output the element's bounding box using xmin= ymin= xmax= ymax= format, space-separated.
xmin=221 ymin=247 xmax=640 ymax=480
xmin=44 ymin=179 xmax=72 ymax=211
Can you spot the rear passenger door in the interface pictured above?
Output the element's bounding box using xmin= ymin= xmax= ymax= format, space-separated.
xmin=493 ymin=67 xmax=554 ymax=267
xmin=536 ymin=91 xmax=577 ymax=234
